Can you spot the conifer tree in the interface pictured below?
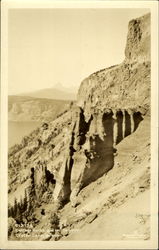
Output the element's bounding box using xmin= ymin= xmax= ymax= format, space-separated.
xmin=23 ymin=188 xmax=28 ymax=212
xmin=13 ymin=197 xmax=18 ymax=217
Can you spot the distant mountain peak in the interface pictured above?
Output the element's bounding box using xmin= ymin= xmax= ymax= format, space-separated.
xmin=18 ymin=86 xmax=77 ymax=101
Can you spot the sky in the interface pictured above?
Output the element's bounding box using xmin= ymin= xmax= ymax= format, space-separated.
xmin=8 ymin=8 xmax=149 ymax=95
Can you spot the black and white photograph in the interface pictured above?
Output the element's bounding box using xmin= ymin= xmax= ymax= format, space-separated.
xmin=0 ymin=0 xmax=158 ymax=249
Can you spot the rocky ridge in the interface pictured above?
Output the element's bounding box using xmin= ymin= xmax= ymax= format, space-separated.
xmin=8 ymin=95 xmax=72 ymax=122
xmin=8 ymin=13 xmax=151 ymax=241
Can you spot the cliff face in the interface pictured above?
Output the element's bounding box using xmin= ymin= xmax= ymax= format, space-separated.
xmin=125 ymin=13 xmax=150 ymax=62
xmin=69 ymin=13 xmax=150 ymax=204
xmin=8 ymin=13 xmax=151 ymax=240
xmin=77 ymin=13 xmax=150 ymax=118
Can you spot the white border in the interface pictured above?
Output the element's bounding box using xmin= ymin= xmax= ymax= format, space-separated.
xmin=0 ymin=0 xmax=158 ymax=249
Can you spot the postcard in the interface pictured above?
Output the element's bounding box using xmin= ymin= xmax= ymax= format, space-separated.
xmin=0 ymin=0 xmax=158 ymax=249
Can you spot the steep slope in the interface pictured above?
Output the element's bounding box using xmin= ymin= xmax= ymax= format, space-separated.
xmin=8 ymin=13 xmax=151 ymax=241
xmin=61 ymin=117 xmax=150 ymax=240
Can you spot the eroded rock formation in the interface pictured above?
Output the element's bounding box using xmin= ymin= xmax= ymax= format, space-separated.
xmin=52 ymin=13 xmax=150 ymax=206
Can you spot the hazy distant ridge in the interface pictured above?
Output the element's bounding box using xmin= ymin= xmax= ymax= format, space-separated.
xmin=8 ymin=95 xmax=72 ymax=122
xmin=18 ymin=87 xmax=77 ymax=101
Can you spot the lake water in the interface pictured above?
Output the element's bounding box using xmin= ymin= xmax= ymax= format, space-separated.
xmin=8 ymin=121 xmax=41 ymax=148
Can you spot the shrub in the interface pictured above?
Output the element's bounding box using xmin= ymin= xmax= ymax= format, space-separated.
xmin=50 ymin=212 xmax=59 ymax=230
